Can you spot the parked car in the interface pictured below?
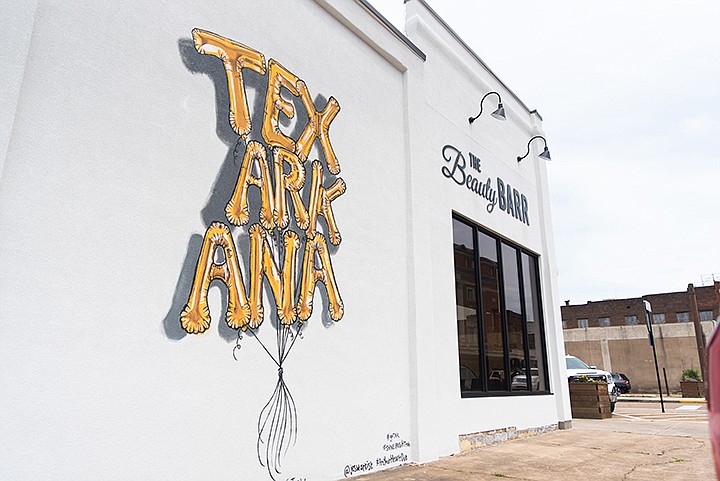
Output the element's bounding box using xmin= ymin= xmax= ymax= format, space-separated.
xmin=706 ymin=320 xmax=720 ymax=477
xmin=566 ymin=355 xmax=619 ymax=413
xmin=611 ymin=373 xmax=631 ymax=394
xmin=511 ymin=368 xmax=540 ymax=391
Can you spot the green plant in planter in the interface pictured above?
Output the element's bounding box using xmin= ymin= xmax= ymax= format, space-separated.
xmin=570 ymin=375 xmax=601 ymax=383
xmin=681 ymin=368 xmax=702 ymax=382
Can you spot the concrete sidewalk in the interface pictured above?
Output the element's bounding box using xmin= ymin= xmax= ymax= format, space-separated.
xmin=351 ymin=409 xmax=714 ymax=480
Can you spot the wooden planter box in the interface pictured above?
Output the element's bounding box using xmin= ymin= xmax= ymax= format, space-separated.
xmin=680 ymin=381 xmax=705 ymax=398
xmin=569 ymin=382 xmax=611 ymax=419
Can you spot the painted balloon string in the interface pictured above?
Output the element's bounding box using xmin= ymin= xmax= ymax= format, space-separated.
xmin=257 ymin=326 xmax=301 ymax=480
xmin=230 ymin=227 xmax=305 ymax=480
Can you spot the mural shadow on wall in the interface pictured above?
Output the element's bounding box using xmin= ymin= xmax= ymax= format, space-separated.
xmin=162 ymin=39 xmax=242 ymax=342
xmin=179 ymin=37 xmax=239 ymax=227
xmin=161 ymin=234 xmax=239 ymax=341
xmin=161 ymin=234 xmax=199 ymax=340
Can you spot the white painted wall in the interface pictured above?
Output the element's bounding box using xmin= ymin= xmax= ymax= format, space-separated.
xmin=0 ymin=0 xmax=570 ymax=479
xmin=0 ymin=0 xmax=38 ymax=180
xmin=402 ymin=0 xmax=571 ymax=457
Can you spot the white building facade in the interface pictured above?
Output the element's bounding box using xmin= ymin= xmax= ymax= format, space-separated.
xmin=0 ymin=1 xmax=571 ymax=479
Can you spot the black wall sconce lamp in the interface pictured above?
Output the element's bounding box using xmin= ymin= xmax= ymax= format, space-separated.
xmin=468 ymin=91 xmax=506 ymax=124
xmin=517 ymin=135 xmax=551 ymax=162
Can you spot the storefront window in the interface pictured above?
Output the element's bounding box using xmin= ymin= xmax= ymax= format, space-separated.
xmin=452 ymin=216 xmax=550 ymax=396
xmin=522 ymin=253 xmax=547 ymax=391
xmin=478 ymin=230 xmax=503 ymax=390
xmin=453 ymin=220 xmax=481 ymax=391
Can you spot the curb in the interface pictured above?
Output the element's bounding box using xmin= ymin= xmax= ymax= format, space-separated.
xmin=618 ymin=397 xmax=706 ymax=404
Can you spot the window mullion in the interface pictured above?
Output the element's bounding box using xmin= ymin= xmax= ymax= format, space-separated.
xmin=497 ymin=240 xmax=510 ymax=392
xmin=473 ymin=225 xmax=488 ymax=392
xmin=518 ymin=249 xmax=531 ymax=391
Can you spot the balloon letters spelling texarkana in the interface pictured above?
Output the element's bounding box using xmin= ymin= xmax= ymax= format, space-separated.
xmin=181 ymin=29 xmax=345 ymax=334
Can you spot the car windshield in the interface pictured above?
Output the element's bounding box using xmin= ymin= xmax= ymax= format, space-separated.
xmin=565 ymin=357 xmax=590 ymax=370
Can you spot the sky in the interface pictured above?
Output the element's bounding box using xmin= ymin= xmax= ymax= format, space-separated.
xmin=371 ymin=0 xmax=720 ymax=304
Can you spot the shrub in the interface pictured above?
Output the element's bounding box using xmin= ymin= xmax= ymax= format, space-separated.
xmin=681 ymin=368 xmax=702 ymax=382
xmin=569 ymin=375 xmax=600 ymax=383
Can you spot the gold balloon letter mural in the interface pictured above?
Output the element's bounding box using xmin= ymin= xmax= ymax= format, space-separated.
xmin=182 ymin=29 xmax=346 ymax=480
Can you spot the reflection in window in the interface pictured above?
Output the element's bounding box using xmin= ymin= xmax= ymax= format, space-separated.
xmin=452 ymin=216 xmax=550 ymax=396
xmin=502 ymin=243 xmax=526 ymax=391
xmin=700 ymin=310 xmax=715 ymax=321
xmin=598 ymin=317 xmax=610 ymax=327
xmin=478 ymin=231 xmax=504 ymax=391
xmin=453 ymin=220 xmax=480 ymax=392
xmin=653 ymin=313 xmax=665 ymax=324
xmin=522 ymin=253 xmax=547 ymax=391
xmin=625 ymin=315 xmax=638 ymax=325
xmin=677 ymin=312 xmax=690 ymax=322
xmin=578 ymin=318 xmax=588 ymax=328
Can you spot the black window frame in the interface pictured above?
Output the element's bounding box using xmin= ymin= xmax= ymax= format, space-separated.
xmin=452 ymin=214 xmax=551 ymax=398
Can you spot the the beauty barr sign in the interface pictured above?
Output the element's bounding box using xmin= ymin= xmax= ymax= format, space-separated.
xmin=180 ymin=29 xmax=346 ymax=480
xmin=441 ymin=144 xmax=530 ymax=226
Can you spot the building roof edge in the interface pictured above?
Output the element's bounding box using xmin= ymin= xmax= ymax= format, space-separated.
xmin=408 ymin=0 xmax=539 ymax=117
xmin=356 ymin=0 xmax=426 ymax=61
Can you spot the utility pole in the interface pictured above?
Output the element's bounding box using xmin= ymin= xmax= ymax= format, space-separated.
xmin=644 ymin=300 xmax=665 ymax=413
xmin=688 ymin=284 xmax=707 ymax=383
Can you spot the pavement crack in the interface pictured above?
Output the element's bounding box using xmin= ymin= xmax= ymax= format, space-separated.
xmin=622 ymin=465 xmax=638 ymax=480
xmin=431 ymin=464 xmax=531 ymax=480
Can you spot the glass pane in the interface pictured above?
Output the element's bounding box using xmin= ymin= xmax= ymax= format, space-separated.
xmin=566 ymin=356 xmax=589 ymax=369
xmin=453 ymin=219 xmax=481 ymax=393
xmin=477 ymin=231 xmax=505 ymax=391
xmin=522 ymin=253 xmax=547 ymax=391
xmin=503 ymin=243 xmax=527 ymax=391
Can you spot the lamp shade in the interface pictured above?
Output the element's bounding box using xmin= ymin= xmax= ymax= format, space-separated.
xmin=539 ymin=147 xmax=551 ymax=161
xmin=491 ymin=103 xmax=506 ymax=121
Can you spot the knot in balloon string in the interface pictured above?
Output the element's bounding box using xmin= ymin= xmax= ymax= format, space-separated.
xmin=232 ymin=330 xmax=244 ymax=361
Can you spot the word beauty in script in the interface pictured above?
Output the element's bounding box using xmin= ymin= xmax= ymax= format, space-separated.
xmin=441 ymin=144 xmax=530 ymax=225
xmin=181 ymin=29 xmax=346 ymax=335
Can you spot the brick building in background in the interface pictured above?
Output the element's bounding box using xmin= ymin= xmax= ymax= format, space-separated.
xmin=561 ymin=283 xmax=720 ymax=330
xmin=562 ymin=282 xmax=720 ymax=392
